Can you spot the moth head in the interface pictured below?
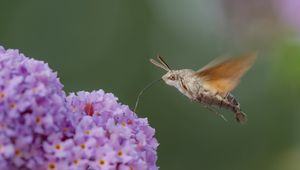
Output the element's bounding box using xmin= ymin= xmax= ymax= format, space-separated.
xmin=150 ymin=55 xmax=179 ymax=86
xmin=162 ymin=71 xmax=179 ymax=86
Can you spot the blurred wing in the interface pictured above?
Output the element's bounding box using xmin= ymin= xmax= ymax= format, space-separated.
xmin=195 ymin=52 xmax=257 ymax=96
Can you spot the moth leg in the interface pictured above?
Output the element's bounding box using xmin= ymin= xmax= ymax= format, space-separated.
xmin=190 ymin=97 xmax=199 ymax=103
xmin=223 ymin=93 xmax=229 ymax=99
xmin=204 ymin=105 xmax=228 ymax=122
xmin=191 ymin=94 xmax=201 ymax=103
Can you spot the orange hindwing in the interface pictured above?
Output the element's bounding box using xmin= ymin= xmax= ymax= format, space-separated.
xmin=194 ymin=52 xmax=257 ymax=96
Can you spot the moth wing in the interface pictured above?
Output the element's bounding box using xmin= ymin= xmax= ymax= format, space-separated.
xmin=194 ymin=52 xmax=256 ymax=96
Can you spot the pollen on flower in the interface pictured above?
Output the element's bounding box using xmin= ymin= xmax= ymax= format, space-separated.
xmin=117 ymin=150 xmax=123 ymax=157
xmin=15 ymin=149 xmax=22 ymax=156
xmin=99 ymin=159 xmax=105 ymax=166
xmin=73 ymin=159 xmax=80 ymax=164
xmin=80 ymin=144 xmax=86 ymax=150
xmin=48 ymin=163 xmax=56 ymax=170
xmin=0 ymin=91 xmax=5 ymax=100
xmin=84 ymin=103 xmax=94 ymax=116
xmin=130 ymin=167 xmax=134 ymax=170
xmin=35 ymin=116 xmax=42 ymax=124
xmin=121 ymin=122 xmax=126 ymax=127
xmin=84 ymin=130 xmax=90 ymax=135
xmin=10 ymin=103 xmax=16 ymax=109
xmin=55 ymin=144 xmax=61 ymax=150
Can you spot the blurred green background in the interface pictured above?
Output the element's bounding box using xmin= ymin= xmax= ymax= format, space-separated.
xmin=1 ymin=1 xmax=300 ymax=170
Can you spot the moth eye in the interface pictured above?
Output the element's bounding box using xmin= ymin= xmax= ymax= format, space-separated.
xmin=168 ymin=75 xmax=176 ymax=80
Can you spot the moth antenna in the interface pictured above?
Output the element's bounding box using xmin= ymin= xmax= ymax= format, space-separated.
xmin=133 ymin=78 xmax=162 ymax=112
xmin=157 ymin=55 xmax=171 ymax=70
xmin=150 ymin=58 xmax=170 ymax=71
xmin=204 ymin=106 xmax=228 ymax=122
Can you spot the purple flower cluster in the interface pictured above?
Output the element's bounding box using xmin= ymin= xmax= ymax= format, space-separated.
xmin=0 ymin=46 xmax=158 ymax=170
xmin=0 ymin=46 xmax=68 ymax=169
xmin=63 ymin=91 xmax=158 ymax=170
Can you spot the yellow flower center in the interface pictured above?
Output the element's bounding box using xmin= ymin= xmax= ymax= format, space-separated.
xmin=99 ymin=159 xmax=105 ymax=166
xmin=80 ymin=144 xmax=86 ymax=149
xmin=55 ymin=144 xmax=61 ymax=150
xmin=35 ymin=116 xmax=42 ymax=124
xmin=73 ymin=159 xmax=80 ymax=164
xmin=10 ymin=103 xmax=16 ymax=109
xmin=48 ymin=163 xmax=56 ymax=170
xmin=118 ymin=150 xmax=123 ymax=157
xmin=15 ymin=149 xmax=22 ymax=156
xmin=0 ymin=91 xmax=5 ymax=100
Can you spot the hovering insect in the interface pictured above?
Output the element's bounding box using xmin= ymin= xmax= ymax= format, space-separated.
xmin=150 ymin=53 xmax=256 ymax=123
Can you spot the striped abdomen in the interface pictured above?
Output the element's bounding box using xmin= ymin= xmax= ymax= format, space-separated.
xmin=197 ymin=93 xmax=247 ymax=123
xmin=224 ymin=94 xmax=247 ymax=123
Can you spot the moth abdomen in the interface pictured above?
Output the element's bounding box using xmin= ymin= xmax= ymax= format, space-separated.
xmin=226 ymin=94 xmax=240 ymax=108
xmin=223 ymin=94 xmax=247 ymax=123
